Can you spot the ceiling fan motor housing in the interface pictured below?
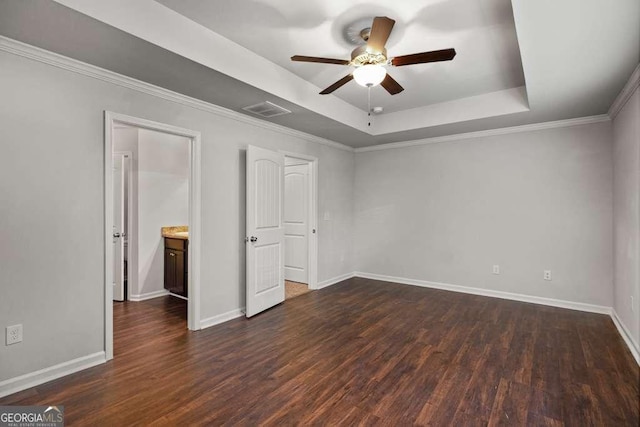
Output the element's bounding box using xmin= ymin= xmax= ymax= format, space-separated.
xmin=350 ymin=45 xmax=388 ymax=66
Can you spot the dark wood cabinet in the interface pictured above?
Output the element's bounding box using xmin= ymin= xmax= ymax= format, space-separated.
xmin=164 ymin=238 xmax=188 ymax=298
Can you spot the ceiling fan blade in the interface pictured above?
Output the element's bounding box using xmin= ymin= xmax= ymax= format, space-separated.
xmin=291 ymin=55 xmax=350 ymax=65
xmin=391 ymin=48 xmax=457 ymax=66
xmin=367 ymin=16 xmax=395 ymax=53
xmin=380 ymin=74 xmax=404 ymax=95
xmin=320 ymin=74 xmax=354 ymax=94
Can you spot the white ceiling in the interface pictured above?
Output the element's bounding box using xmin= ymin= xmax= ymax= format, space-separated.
xmin=2 ymin=0 xmax=638 ymax=148
xmin=156 ymin=0 xmax=526 ymax=114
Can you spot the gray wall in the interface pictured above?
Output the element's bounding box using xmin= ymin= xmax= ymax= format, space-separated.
xmin=137 ymin=129 xmax=189 ymax=296
xmin=0 ymin=42 xmax=634 ymax=387
xmin=613 ymin=85 xmax=640 ymax=349
xmin=354 ymin=122 xmax=614 ymax=307
xmin=0 ymin=51 xmax=355 ymax=381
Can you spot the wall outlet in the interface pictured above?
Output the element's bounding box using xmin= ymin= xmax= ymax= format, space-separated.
xmin=492 ymin=265 xmax=500 ymax=275
xmin=6 ymin=324 xmax=22 ymax=345
xmin=323 ymin=211 xmax=331 ymax=221
xmin=544 ymin=270 xmax=552 ymax=281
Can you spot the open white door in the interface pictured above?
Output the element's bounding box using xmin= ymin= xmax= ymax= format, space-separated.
xmin=246 ymin=145 xmax=285 ymax=317
xmin=112 ymin=154 xmax=126 ymax=302
xmin=284 ymin=163 xmax=309 ymax=283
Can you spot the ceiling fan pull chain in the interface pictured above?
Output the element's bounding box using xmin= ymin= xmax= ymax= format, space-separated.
xmin=368 ymin=86 xmax=371 ymax=127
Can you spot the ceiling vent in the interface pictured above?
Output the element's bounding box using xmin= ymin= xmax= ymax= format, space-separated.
xmin=242 ymin=101 xmax=291 ymax=118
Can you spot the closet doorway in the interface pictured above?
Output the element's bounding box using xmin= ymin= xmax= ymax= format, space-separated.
xmin=283 ymin=154 xmax=317 ymax=300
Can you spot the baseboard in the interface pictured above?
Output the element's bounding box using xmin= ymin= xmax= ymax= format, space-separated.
xmin=200 ymin=308 xmax=245 ymax=329
xmin=199 ymin=272 xmax=356 ymax=328
xmin=354 ymin=272 xmax=612 ymax=315
xmin=129 ymin=289 xmax=170 ymax=302
xmin=0 ymin=351 xmax=106 ymax=399
xmin=316 ymin=272 xmax=355 ymax=289
xmin=611 ymin=310 xmax=640 ymax=365
xmin=168 ymin=292 xmax=188 ymax=301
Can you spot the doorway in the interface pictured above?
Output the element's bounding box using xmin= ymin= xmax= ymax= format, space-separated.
xmin=104 ymin=112 xmax=202 ymax=360
xmin=284 ymin=155 xmax=315 ymax=300
xmin=245 ymin=146 xmax=317 ymax=317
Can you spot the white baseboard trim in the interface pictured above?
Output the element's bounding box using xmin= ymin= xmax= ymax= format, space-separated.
xmin=316 ymin=272 xmax=355 ymax=289
xmin=129 ymin=289 xmax=170 ymax=302
xmin=354 ymin=272 xmax=612 ymax=315
xmin=200 ymin=308 xmax=245 ymax=329
xmin=611 ymin=310 xmax=640 ymax=365
xmin=168 ymin=292 xmax=188 ymax=301
xmin=0 ymin=351 xmax=106 ymax=399
xmin=356 ymin=272 xmax=640 ymax=365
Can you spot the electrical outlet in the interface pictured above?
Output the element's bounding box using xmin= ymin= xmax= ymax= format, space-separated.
xmin=493 ymin=265 xmax=500 ymax=275
xmin=544 ymin=270 xmax=552 ymax=281
xmin=6 ymin=324 xmax=22 ymax=345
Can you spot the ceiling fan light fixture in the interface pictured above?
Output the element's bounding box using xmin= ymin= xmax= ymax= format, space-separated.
xmin=353 ymin=64 xmax=387 ymax=87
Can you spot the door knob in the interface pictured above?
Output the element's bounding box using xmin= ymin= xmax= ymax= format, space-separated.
xmin=113 ymin=232 xmax=121 ymax=238
xmin=250 ymin=236 xmax=258 ymax=242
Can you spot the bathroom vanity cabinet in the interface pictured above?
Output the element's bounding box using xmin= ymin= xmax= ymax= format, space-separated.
xmin=164 ymin=237 xmax=188 ymax=298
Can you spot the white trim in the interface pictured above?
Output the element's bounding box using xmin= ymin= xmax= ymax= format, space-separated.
xmin=354 ymin=271 xmax=639 ymax=365
xmin=0 ymin=35 xmax=354 ymax=153
xmin=2 ymin=36 xmax=624 ymax=155
xmin=281 ymin=151 xmax=319 ymax=290
xmin=0 ymin=352 xmax=106 ymax=399
xmin=316 ymin=272 xmax=355 ymax=289
xmin=354 ymin=272 xmax=612 ymax=314
xmin=200 ymin=308 xmax=245 ymax=329
xmin=168 ymin=292 xmax=188 ymax=301
xmin=608 ymin=64 xmax=640 ymax=119
xmin=355 ymin=115 xmax=611 ymax=153
xmin=104 ymin=111 xmax=202 ymax=362
xmin=128 ymin=289 xmax=170 ymax=302
xmin=611 ymin=309 xmax=640 ymax=365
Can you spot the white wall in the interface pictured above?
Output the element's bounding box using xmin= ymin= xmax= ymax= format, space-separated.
xmin=137 ymin=129 xmax=189 ymax=296
xmin=354 ymin=122 xmax=614 ymax=307
xmin=0 ymin=50 xmax=355 ymax=382
xmin=613 ymin=84 xmax=640 ymax=350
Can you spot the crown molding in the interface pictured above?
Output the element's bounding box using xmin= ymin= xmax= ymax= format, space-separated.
xmin=608 ymin=64 xmax=640 ymax=120
xmin=0 ymin=36 xmax=354 ymax=153
xmin=354 ymin=115 xmax=611 ymax=153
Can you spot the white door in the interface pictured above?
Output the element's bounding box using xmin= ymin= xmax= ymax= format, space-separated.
xmin=284 ymin=163 xmax=309 ymax=283
xmin=246 ymin=145 xmax=285 ymax=317
xmin=112 ymin=154 xmax=126 ymax=302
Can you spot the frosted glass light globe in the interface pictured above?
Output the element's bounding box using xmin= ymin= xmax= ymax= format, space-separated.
xmin=353 ymin=64 xmax=387 ymax=87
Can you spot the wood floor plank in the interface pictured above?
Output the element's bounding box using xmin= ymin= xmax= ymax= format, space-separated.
xmin=0 ymin=278 xmax=638 ymax=425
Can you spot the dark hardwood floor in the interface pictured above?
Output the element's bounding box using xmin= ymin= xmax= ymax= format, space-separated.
xmin=1 ymin=278 xmax=638 ymax=425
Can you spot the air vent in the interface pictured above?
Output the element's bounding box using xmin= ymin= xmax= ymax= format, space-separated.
xmin=242 ymin=101 xmax=292 ymax=118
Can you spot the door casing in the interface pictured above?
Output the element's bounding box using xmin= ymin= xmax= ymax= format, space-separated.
xmin=104 ymin=111 xmax=202 ymax=360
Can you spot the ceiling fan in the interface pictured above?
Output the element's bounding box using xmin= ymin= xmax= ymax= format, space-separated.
xmin=291 ymin=16 xmax=456 ymax=96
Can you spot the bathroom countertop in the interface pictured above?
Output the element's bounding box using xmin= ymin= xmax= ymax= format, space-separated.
xmin=161 ymin=226 xmax=189 ymax=240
